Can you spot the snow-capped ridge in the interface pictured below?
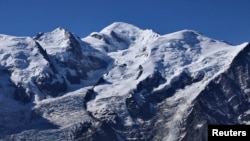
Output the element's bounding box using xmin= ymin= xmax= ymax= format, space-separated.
xmin=2 ymin=22 xmax=250 ymax=141
xmin=101 ymin=22 xmax=160 ymax=42
xmin=0 ymin=34 xmax=62 ymax=103
xmin=161 ymin=29 xmax=204 ymax=41
xmin=83 ymin=22 xmax=160 ymax=52
xmin=52 ymin=26 xmax=70 ymax=35
xmin=35 ymin=26 xmax=73 ymax=41
xmin=100 ymin=22 xmax=142 ymax=34
xmin=35 ymin=26 xmax=83 ymax=56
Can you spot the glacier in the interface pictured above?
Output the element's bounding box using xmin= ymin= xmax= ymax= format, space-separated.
xmin=0 ymin=22 xmax=249 ymax=141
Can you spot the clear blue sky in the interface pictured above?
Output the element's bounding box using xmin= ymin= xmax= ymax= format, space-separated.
xmin=0 ymin=0 xmax=249 ymax=44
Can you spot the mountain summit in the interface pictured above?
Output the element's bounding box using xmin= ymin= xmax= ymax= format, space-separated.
xmin=0 ymin=22 xmax=249 ymax=141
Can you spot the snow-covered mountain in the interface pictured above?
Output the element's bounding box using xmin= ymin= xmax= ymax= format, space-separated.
xmin=0 ymin=22 xmax=249 ymax=141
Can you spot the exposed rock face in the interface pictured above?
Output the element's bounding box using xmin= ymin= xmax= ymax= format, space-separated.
xmin=0 ymin=22 xmax=249 ymax=141
xmin=181 ymin=44 xmax=250 ymax=141
xmin=35 ymin=28 xmax=111 ymax=86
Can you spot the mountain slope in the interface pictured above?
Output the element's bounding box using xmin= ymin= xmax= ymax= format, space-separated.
xmin=0 ymin=34 xmax=67 ymax=103
xmin=83 ymin=22 xmax=249 ymax=141
xmin=0 ymin=22 xmax=249 ymax=141
xmin=35 ymin=27 xmax=112 ymax=87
